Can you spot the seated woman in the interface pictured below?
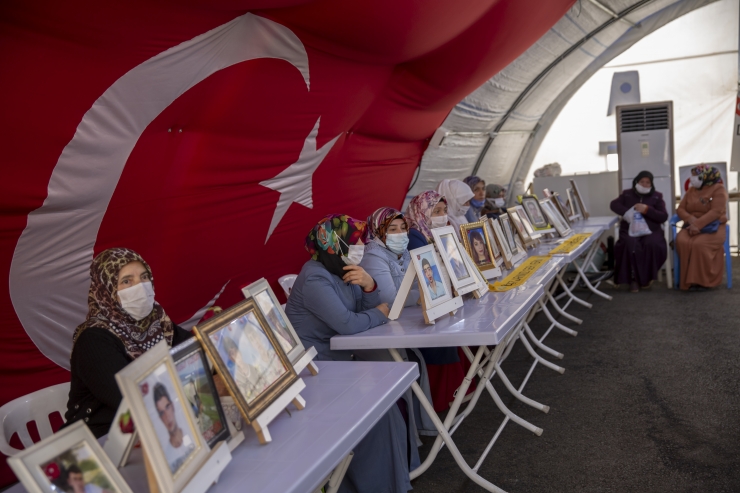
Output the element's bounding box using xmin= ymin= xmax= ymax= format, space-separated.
xmin=609 ymin=171 xmax=668 ymax=292
xmin=360 ymin=207 xmax=418 ymax=307
xmin=436 ymin=178 xmax=474 ymax=236
xmin=285 ymin=214 xmax=411 ymax=493
xmin=65 ymin=248 xmax=192 ymax=437
xmin=406 ymin=190 xmax=449 ymax=250
xmin=463 ymin=175 xmax=486 ymax=222
xmin=676 ymin=164 xmax=728 ymax=290
xmin=483 ymin=183 xmax=507 ymax=217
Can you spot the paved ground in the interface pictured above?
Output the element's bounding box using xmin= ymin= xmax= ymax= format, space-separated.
xmin=411 ymin=259 xmax=740 ymax=493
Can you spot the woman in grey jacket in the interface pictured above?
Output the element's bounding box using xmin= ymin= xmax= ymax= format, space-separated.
xmin=285 ymin=214 xmax=412 ymax=493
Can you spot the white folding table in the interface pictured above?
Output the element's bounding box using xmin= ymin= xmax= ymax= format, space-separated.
xmin=331 ymin=275 xmax=562 ymax=493
xmin=6 ymin=361 xmax=418 ymax=493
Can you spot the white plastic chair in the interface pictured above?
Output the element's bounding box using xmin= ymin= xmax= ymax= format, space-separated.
xmin=0 ymin=382 xmax=70 ymax=456
xmin=278 ymin=274 xmax=298 ymax=299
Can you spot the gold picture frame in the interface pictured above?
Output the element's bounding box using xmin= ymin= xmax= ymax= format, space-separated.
xmin=116 ymin=340 xmax=210 ymax=493
xmin=194 ymin=298 xmax=298 ymax=426
xmin=460 ymin=220 xmax=497 ymax=273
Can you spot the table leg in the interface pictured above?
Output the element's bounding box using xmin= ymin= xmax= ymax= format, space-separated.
xmin=537 ymin=299 xmax=578 ymax=337
xmin=319 ymin=451 xmax=354 ymax=493
xmin=545 ymin=289 xmax=582 ymax=325
xmin=554 ymin=268 xmax=593 ymax=309
xmin=522 ymin=321 xmax=563 ymax=360
xmin=388 ymin=348 xmax=509 ymax=493
xmin=573 ymin=259 xmax=612 ymax=300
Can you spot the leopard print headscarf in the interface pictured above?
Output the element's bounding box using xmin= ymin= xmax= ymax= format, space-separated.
xmin=72 ymin=248 xmax=173 ymax=360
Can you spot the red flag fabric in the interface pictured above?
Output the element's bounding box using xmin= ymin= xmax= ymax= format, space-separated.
xmin=0 ymin=0 xmax=573 ymax=484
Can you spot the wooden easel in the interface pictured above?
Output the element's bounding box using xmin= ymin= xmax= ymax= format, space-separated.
xmin=250 ymin=378 xmax=306 ymax=444
xmin=292 ymin=346 xmax=319 ymax=376
xmin=388 ymin=260 xmax=463 ymax=324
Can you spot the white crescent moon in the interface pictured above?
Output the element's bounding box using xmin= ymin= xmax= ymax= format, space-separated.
xmin=9 ymin=13 xmax=310 ymax=369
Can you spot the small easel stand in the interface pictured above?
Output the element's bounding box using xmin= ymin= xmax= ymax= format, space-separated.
xmin=252 ymin=378 xmax=307 ymax=444
xmin=292 ymin=346 xmax=319 ymax=376
xmin=389 ymin=262 xmax=463 ymax=324
xmin=143 ymin=442 xmax=232 ymax=493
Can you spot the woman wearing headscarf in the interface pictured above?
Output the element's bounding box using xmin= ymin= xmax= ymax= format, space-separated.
xmin=675 ymin=164 xmax=728 ymax=290
xmin=285 ymin=214 xmax=411 ymax=493
xmin=483 ymin=183 xmax=508 ymax=217
xmin=462 ymin=175 xmax=486 ymax=222
xmin=609 ymin=171 xmax=668 ymax=292
xmin=406 ymin=190 xmax=449 ymax=250
xmin=64 ymin=248 xmax=192 ymax=437
xmin=436 ymin=179 xmax=474 ymax=237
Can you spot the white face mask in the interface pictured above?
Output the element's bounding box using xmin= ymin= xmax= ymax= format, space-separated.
xmin=635 ymin=184 xmax=651 ymax=194
xmin=337 ymin=235 xmax=364 ymax=265
xmin=460 ymin=204 xmax=470 ymax=215
xmin=118 ymin=281 xmax=155 ymax=321
xmin=430 ymin=215 xmax=448 ymax=229
xmin=493 ymin=198 xmax=505 ymax=207
xmin=689 ymin=175 xmax=703 ymax=189
xmin=385 ymin=232 xmax=409 ymax=255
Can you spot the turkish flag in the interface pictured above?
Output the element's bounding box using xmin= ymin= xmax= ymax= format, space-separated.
xmin=0 ymin=0 xmax=573 ymax=485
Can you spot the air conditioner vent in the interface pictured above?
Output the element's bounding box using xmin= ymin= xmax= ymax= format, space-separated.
xmin=619 ymin=106 xmax=669 ymax=132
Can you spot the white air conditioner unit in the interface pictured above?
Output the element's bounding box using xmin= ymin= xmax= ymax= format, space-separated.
xmin=616 ymin=101 xmax=675 ymax=210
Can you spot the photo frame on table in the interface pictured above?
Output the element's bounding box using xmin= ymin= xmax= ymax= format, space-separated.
xmin=459 ymin=220 xmax=497 ymax=273
xmin=499 ymin=214 xmax=521 ymax=256
xmin=170 ymin=338 xmax=230 ymax=449
xmin=508 ymin=208 xmax=535 ymax=248
xmin=566 ymin=187 xmax=582 ymax=220
xmin=115 ymin=341 xmax=211 ymax=493
xmin=518 ymin=194 xmax=552 ymax=231
xmin=411 ymin=243 xmax=455 ymax=308
xmin=540 ymin=198 xmax=573 ymax=237
xmin=570 ymin=179 xmax=590 ymax=219
xmin=242 ymin=278 xmax=319 ymax=376
xmin=512 ymin=205 xmax=539 ymax=240
xmin=489 ymin=217 xmax=515 ymax=269
xmin=430 ymin=226 xmax=478 ymax=294
xmin=194 ymin=299 xmax=305 ymax=444
xmin=9 ymin=420 xmax=133 ymax=493
xmin=484 ymin=219 xmax=502 ymax=259
xmin=549 ymin=194 xmax=572 ymax=227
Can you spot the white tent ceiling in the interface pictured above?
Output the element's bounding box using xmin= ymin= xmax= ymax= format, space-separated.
xmin=408 ymin=0 xmax=723 ymax=203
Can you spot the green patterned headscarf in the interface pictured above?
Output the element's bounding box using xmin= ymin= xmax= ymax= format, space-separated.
xmin=692 ymin=164 xmax=723 ymax=188
xmin=305 ymin=214 xmax=367 ymax=278
xmin=72 ymin=248 xmax=174 ymax=359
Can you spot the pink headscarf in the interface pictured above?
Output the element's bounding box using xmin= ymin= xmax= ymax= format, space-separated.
xmin=406 ymin=190 xmax=446 ymax=243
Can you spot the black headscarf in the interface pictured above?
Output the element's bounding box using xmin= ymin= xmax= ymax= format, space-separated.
xmin=632 ymin=170 xmax=654 ymax=196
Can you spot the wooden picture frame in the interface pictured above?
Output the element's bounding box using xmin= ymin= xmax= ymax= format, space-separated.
xmin=410 ymin=243 xmax=454 ymax=309
xmin=242 ymin=278 xmax=318 ymax=376
xmin=431 ymin=226 xmax=478 ymax=294
xmin=116 ymin=341 xmax=210 ymax=493
xmin=459 ymin=220 xmax=497 ymax=273
xmin=489 ymin=217 xmax=514 ymax=269
xmin=540 ymin=198 xmax=573 ymax=237
xmin=549 ymin=194 xmax=572 ymax=227
xmin=570 ymin=179 xmax=590 ymax=219
xmin=508 ymin=208 xmax=535 ymax=248
xmin=194 ymin=299 xmax=300 ymax=428
xmin=566 ymin=187 xmax=582 ymax=220
xmin=519 ymin=194 xmax=552 ymax=231
xmin=170 ymin=338 xmax=230 ymax=449
xmin=9 ymin=421 xmax=133 ymax=493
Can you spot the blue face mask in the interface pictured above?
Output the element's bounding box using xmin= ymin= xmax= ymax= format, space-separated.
xmin=385 ymin=233 xmax=409 ymax=255
xmin=470 ymin=198 xmax=485 ymax=208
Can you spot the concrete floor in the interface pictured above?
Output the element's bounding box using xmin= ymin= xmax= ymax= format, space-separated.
xmin=411 ymin=260 xmax=740 ymax=493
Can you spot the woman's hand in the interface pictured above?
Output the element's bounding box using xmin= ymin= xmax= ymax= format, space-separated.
xmin=634 ymin=203 xmax=648 ymax=214
xmin=688 ymin=224 xmax=701 ymax=236
xmin=342 ymin=265 xmax=375 ymax=291
xmin=376 ymin=303 xmax=390 ymax=318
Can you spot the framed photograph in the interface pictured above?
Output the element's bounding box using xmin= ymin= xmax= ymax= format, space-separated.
xmin=459 ymin=221 xmax=497 ymax=273
xmin=508 ymin=208 xmax=534 ymax=247
xmin=519 ymin=194 xmax=552 ymax=231
xmin=489 ymin=217 xmax=514 ymax=269
xmin=566 ymin=187 xmax=581 ymax=219
xmin=194 ymin=299 xmax=298 ymax=426
xmin=512 ymin=205 xmax=538 ymax=239
xmin=242 ymin=278 xmax=301 ymax=362
xmin=170 ymin=338 xmax=230 ymax=449
xmin=498 ymin=214 xmax=521 ymax=257
xmin=8 ymin=420 xmax=133 ymax=493
xmin=116 ymin=341 xmax=209 ymax=493
xmin=540 ymin=198 xmax=573 ymax=237
xmin=430 ymin=226 xmax=477 ymax=293
xmin=410 ymin=244 xmax=454 ymax=308
xmin=549 ymin=194 xmax=572 ymax=227
xmin=570 ymin=179 xmax=590 ymax=219
xmin=485 ymin=219 xmax=502 ymax=259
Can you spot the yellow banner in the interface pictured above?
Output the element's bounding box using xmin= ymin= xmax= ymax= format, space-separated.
xmin=489 ymin=256 xmax=550 ymax=292
xmin=548 ymin=233 xmax=592 ymax=254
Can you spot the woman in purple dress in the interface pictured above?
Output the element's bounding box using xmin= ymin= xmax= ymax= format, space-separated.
xmin=609 ymin=171 xmax=668 ymax=292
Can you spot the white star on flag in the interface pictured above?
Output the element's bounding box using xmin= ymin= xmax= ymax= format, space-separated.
xmin=260 ymin=116 xmax=341 ymax=243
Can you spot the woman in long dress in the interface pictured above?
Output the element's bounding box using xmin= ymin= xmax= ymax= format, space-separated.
xmin=609 ymin=171 xmax=668 ymax=292
xmin=285 ymin=214 xmax=411 ymax=493
xmin=675 ymin=164 xmax=728 ymax=290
